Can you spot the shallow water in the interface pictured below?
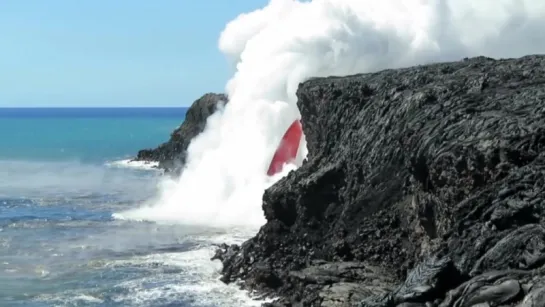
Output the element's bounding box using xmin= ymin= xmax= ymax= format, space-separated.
xmin=0 ymin=161 xmax=261 ymax=307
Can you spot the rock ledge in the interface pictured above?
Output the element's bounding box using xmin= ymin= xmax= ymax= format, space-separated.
xmin=215 ymin=55 xmax=545 ymax=307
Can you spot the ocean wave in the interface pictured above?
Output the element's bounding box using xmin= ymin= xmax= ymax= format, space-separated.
xmin=29 ymin=248 xmax=269 ymax=307
xmin=105 ymin=159 xmax=162 ymax=172
xmin=4 ymin=222 xmax=265 ymax=307
xmin=0 ymin=159 xmax=159 ymax=200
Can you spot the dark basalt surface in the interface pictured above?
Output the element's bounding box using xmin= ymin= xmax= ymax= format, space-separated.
xmin=134 ymin=93 xmax=227 ymax=174
xmin=213 ymin=55 xmax=545 ymax=306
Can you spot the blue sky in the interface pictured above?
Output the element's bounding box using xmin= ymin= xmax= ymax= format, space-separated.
xmin=0 ymin=1 xmax=268 ymax=107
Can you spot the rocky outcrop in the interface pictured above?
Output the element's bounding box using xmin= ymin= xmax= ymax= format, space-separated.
xmin=134 ymin=93 xmax=227 ymax=174
xmin=213 ymin=55 xmax=545 ymax=306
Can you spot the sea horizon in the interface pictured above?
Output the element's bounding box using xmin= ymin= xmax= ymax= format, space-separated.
xmin=0 ymin=106 xmax=190 ymax=108
xmin=0 ymin=107 xmax=189 ymax=118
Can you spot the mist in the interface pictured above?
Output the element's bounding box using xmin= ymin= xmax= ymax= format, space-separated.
xmin=117 ymin=0 xmax=545 ymax=228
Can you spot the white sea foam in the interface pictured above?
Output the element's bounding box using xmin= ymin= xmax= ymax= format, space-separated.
xmin=105 ymin=159 xmax=161 ymax=172
xmin=107 ymin=248 xmax=273 ymax=307
xmin=29 ymin=229 xmax=270 ymax=307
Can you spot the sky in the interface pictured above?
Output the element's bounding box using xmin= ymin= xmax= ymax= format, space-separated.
xmin=0 ymin=0 xmax=268 ymax=107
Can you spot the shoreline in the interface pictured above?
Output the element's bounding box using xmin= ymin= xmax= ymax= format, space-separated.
xmin=136 ymin=54 xmax=545 ymax=306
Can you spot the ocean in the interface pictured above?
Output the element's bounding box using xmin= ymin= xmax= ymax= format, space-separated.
xmin=0 ymin=108 xmax=261 ymax=307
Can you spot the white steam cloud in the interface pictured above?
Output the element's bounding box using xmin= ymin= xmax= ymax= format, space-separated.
xmin=116 ymin=0 xmax=545 ymax=228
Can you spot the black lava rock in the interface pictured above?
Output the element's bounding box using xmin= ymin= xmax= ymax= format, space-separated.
xmin=215 ymin=55 xmax=545 ymax=306
xmin=133 ymin=93 xmax=227 ymax=174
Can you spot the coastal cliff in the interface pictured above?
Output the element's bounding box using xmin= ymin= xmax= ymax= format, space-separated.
xmin=134 ymin=93 xmax=227 ymax=174
xmin=214 ymin=55 xmax=545 ymax=306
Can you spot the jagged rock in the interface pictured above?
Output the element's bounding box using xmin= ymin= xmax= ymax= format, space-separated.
xmin=470 ymin=224 xmax=545 ymax=275
xmin=518 ymin=276 xmax=545 ymax=307
xmin=289 ymin=262 xmax=395 ymax=286
xmin=301 ymin=262 xmax=394 ymax=306
xmin=320 ymin=282 xmax=378 ymax=307
xmin=393 ymin=256 xmax=460 ymax=303
xmin=134 ymin=93 xmax=227 ymax=174
xmin=215 ymin=55 xmax=545 ymax=306
xmin=439 ymin=270 xmax=529 ymax=306
xmin=261 ymin=262 xmax=395 ymax=307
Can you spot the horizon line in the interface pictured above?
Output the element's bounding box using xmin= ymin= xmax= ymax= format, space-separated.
xmin=0 ymin=106 xmax=190 ymax=108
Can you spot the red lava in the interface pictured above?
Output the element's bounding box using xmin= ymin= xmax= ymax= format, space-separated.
xmin=267 ymin=120 xmax=303 ymax=176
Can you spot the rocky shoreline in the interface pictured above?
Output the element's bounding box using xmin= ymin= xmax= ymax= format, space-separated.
xmin=213 ymin=55 xmax=545 ymax=306
xmin=136 ymin=55 xmax=545 ymax=306
xmin=133 ymin=92 xmax=228 ymax=175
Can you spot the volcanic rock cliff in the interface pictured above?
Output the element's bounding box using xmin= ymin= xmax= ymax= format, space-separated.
xmin=134 ymin=93 xmax=227 ymax=174
xmin=213 ymin=55 xmax=545 ymax=307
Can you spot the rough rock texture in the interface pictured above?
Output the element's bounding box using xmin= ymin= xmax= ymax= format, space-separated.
xmin=214 ymin=55 xmax=545 ymax=306
xmin=134 ymin=93 xmax=227 ymax=174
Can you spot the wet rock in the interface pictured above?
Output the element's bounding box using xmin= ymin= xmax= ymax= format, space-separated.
xmin=134 ymin=93 xmax=227 ymax=174
xmin=214 ymin=55 xmax=545 ymax=306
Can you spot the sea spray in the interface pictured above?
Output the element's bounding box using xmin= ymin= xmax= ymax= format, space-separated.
xmin=116 ymin=0 xmax=545 ymax=228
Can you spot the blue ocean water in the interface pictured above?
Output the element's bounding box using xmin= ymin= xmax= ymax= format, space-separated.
xmin=0 ymin=108 xmax=259 ymax=307
xmin=0 ymin=108 xmax=187 ymax=162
